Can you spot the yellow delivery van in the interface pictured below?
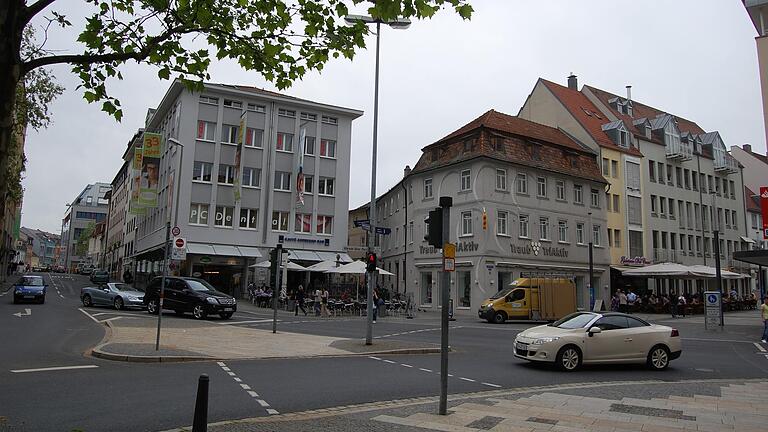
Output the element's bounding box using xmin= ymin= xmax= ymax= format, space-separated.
xmin=477 ymin=277 xmax=577 ymax=323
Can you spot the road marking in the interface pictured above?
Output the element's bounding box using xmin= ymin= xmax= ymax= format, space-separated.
xmin=460 ymin=377 xmax=475 ymax=382
xmin=11 ymin=365 xmax=99 ymax=373
xmin=227 ymin=371 xmax=236 ymax=376
xmin=217 ymin=362 xmax=226 ymax=366
xmin=78 ymin=308 xmax=101 ymax=323
xmin=12 ymin=308 xmax=31 ymax=318
xmin=682 ymin=337 xmax=756 ymax=344
xmin=419 ymin=368 xmax=432 ymax=372
xmin=216 ymin=361 xmax=277 ymax=415
xmin=755 ymin=342 xmax=767 ymax=352
xmin=369 ymin=356 xmax=381 ymax=361
xmin=256 ymin=399 xmax=270 ymax=407
xmin=58 ymin=294 xmax=64 ymax=298
xmin=104 ymin=317 xmax=123 ymax=323
xmin=247 ymin=390 xmax=260 ymax=397
xmin=482 ymin=382 xmax=502 ymax=388
xmin=221 ymin=366 xmax=231 ymax=371
xmin=233 ymin=377 xmax=242 ymax=382
xmin=371 ymin=357 xmax=502 ymax=389
xmin=266 ymin=409 xmax=279 ymax=415
xmin=240 ymin=384 xmax=251 ymax=390
xmin=401 ymin=364 xmax=413 ymax=368
xmin=218 ymin=319 xmax=275 ymax=325
xmin=383 ymin=360 xmax=396 ymax=364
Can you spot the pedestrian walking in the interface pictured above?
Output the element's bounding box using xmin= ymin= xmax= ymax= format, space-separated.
xmin=626 ymin=290 xmax=637 ymax=313
xmin=321 ymin=288 xmax=329 ymax=317
xmin=677 ymin=293 xmax=687 ymax=318
xmin=314 ymin=287 xmax=322 ymax=316
xmin=372 ymin=287 xmax=380 ymax=323
xmin=610 ymin=292 xmax=620 ymax=312
xmin=618 ymin=290 xmax=628 ymax=313
xmin=294 ymin=285 xmax=307 ymax=316
xmin=761 ymin=297 xmax=768 ymax=343
xmin=670 ymin=293 xmax=679 ymax=318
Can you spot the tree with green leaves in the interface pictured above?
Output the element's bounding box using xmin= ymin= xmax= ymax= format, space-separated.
xmin=75 ymin=221 xmax=96 ymax=257
xmin=0 ymin=0 xmax=473 ymax=214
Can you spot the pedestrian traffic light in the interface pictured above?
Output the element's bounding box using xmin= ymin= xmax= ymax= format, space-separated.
xmin=424 ymin=208 xmax=443 ymax=248
xmin=269 ymin=248 xmax=279 ymax=277
xmin=366 ymin=252 xmax=377 ymax=272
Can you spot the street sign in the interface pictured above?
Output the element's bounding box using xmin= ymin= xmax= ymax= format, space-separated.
xmin=704 ymin=291 xmax=722 ymax=329
xmin=171 ymin=226 xmax=181 ymax=237
xmin=443 ymin=257 xmax=455 ymax=272
xmin=171 ymin=237 xmax=187 ymax=260
xmin=375 ymin=227 xmax=391 ymax=235
xmin=443 ymin=243 xmax=456 ymax=259
xmin=353 ymin=219 xmax=370 ymax=227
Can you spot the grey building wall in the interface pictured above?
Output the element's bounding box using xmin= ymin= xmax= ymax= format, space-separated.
xmin=61 ymin=183 xmax=111 ymax=271
xmin=376 ymin=158 xmax=612 ymax=313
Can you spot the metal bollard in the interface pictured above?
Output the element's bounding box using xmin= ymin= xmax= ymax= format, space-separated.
xmin=192 ymin=374 xmax=209 ymax=432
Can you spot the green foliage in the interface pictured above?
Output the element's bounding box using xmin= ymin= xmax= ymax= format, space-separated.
xmin=31 ymin=0 xmax=472 ymax=120
xmin=76 ymin=222 xmax=97 ymax=257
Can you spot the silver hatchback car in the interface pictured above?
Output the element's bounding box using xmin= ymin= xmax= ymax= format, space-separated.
xmin=514 ymin=312 xmax=681 ymax=371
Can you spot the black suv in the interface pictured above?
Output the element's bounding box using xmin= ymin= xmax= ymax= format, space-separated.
xmin=143 ymin=276 xmax=237 ymax=319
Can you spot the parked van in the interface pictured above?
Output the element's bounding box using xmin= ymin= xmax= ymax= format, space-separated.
xmin=478 ymin=277 xmax=577 ymax=323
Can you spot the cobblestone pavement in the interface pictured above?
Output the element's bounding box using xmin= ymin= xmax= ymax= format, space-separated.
xmin=179 ymin=379 xmax=768 ymax=432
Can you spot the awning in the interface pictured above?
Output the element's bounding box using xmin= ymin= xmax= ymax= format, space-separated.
xmin=289 ymin=250 xmax=322 ymax=261
xmin=186 ymin=243 xmax=215 ymax=255
xmin=734 ymin=249 xmax=768 ymax=267
xmin=211 ymin=245 xmax=242 ymax=257
xmin=236 ymin=246 xmax=263 ymax=258
xmin=741 ymin=236 xmax=756 ymax=244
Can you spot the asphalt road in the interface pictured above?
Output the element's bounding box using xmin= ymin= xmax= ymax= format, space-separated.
xmin=1 ymin=273 xmax=767 ymax=432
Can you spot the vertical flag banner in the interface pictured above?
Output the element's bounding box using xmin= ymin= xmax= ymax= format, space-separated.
xmin=234 ymin=111 xmax=246 ymax=202
xmin=129 ymin=147 xmax=145 ymax=214
xmin=761 ymin=186 xmax=768 ymax=239
xmin=139 ymin=133 xmax=163 ymax=207
xmin=296 ymin=127 xmax=306 ymax=206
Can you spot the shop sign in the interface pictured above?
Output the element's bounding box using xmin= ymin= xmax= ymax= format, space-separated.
xmin=510 ymin=241 xmax=568 ymax=258
xmin=620 ymin=256 xmax=652 ymax=266
xmin=418 ymin=241 xmax=478 ymax=255
xmin=278 ymin=235 xmax=330 ymax=247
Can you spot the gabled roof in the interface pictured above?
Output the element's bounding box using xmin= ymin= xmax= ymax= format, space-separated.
xmin=601 ymin=120 xmax=624 ymax=131
xmin=745 ymin=186 xmax=762 ymax=213
xmin=538 ymin=79 xmax=642 ymax=157
xmin=698 ymin=131 xmax=722 ymax=146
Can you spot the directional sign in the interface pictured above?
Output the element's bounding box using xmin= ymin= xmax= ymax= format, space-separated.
xmin=353 ymin=219 xmax=370 ymax=228
xmin=13 ymin=308 xmax=31 ymax=318
xmin=375 ymin=227 xmax=392 ymax=235
xmin=171 ymin=226 xmax=181 ymax=237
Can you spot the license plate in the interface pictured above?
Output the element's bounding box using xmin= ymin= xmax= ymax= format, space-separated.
xmin=515 ymin=342 xmax=527 ymax=351
xmin=223 ymin=308 xmax=233 ymax=311
xmin=24 ymin=295 xmax=35 ymax=299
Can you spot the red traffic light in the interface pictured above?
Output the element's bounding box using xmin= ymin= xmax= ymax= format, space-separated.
xmin=366 ymin=252 xmax=377 ymax=272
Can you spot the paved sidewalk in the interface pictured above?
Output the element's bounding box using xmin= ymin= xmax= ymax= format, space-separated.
xmin=163 ymin=379 xmax=768 ymax=432
xmin=91 ymin=314 xmax=441 ymax=362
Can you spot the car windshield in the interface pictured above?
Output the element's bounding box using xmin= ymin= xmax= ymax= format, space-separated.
xmin=186 ymin=279 xmax=216 ymax=292
xmin=111 ymin=283 xmax=133 ymax=291
xmin=550 ymin=312 xmax=596 ymax=329
xmin=490 ymin=288 xmax=513 ymax=299
xmin=19 ymin=277 xmax=44 ymax=286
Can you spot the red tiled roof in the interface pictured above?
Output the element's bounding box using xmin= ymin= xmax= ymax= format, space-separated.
xmin=539 ymin=79 xmax=643 ymax=157
xmin=745 ymin=186 xmax=762 ymax=213
xmin=413 ymin=110 xmax=606 ymax=184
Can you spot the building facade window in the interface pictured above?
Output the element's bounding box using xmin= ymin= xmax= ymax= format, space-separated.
xmin=239 ymin=208 xmax=258 ymax=229
xmin=592 ymin=224 xmax=601 ymax=246
xmin=278 ymin=108 xmax=296 ymax=118
xmin=214 ymin=206 xmax=234 ymax=227
xmin=574 ymin=184 xmax=583 ymax=204
xmin=318 ymin=177 xmax=335 ymax=196
xmin=516 ymin=173 xmax=528 ymax=194
xmin=319 ymin=139 xmax=336 ymax=158
xmin=197 ymin=121 xmax=216 ymax=141
xmin=192 ymin=161 xmax=213 ymax=182
xmin=242 ymin=167 xmax=261 ymax=188
xmin=539 ymin=217 xmax=549 ymax=240
xmin=304 ymin=175 xmax=313 ymax=194
xmin=199 ymin=95 xmax=218 ymax=105
xmin=295 ymin=213 xmax=312 ymax=233
xmin=221 ymin=124 xmax=239 ymax=144
xmin=460 ymin=169 xmax=471 ymax=191
xmin=247 ymin=103 xmax=265 ymax=113
xmin=189 ymin=204 xmax=209 ymax=225
xmin=496 ymin=169 xmax=507 ymax=191
xmin=497 ymin=210 xmax=508 ymax=236
xmin=556 ymin=180 xmax=565 ymax=201
xmin=276 ymin=133 xmax=293 ymax=152
xmin=537 ymin=177 xmax=547 ymax=197
xmin=304 ymin=136 xmax=315 ymax=155
xmin=458 ymin=271 xmax=471 ymax=308
xmin=223 ymin=99 xmax=242 ymax=109
xmin=558 ymin=220 xmax=568 ymax=243
xmin=317 ymin=215 xmax=333 ymax=235
xmin=244 ymin=128 xmax=263 ymax=147
xmin=576 ymin=223 xmax=584 ymax=244
xmin=218 ymin=164 xmax=235 ymax=185
xmin=590 ymin=188 xmax=600 ymax=207
xmin=274 ymin=171 xmax=291 ymax=191
xmin=461 ymin=211 xmax=473 ymax=236
xmin=519 ymin=215 xmax=529 ymax=238
xmin=424 ymin=178 xmax=433 ymax=199
xmin=271 ymin=211 xmax=289 ymax=232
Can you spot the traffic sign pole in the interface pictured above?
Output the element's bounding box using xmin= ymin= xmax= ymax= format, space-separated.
xmin=438 ymin=196 xmax=452 ymax=416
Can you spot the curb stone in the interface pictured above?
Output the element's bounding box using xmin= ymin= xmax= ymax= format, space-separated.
xmin=156 ymin=377 xmax=768 ymax=432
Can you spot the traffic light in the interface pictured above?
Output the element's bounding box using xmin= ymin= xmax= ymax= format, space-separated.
xmin=424 ymin=208 xmax=443 ymax=248
xmin=366 ymin=252 xmax=377 ymax=272
xmin=269 ymin=248 xmax=279 ymax=278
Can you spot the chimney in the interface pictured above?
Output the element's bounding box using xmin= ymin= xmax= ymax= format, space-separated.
xmin=743 ymin=144 xmax=752 ymax=153
xmin=404 ymin=165 xmax=411 ymax=177
xmin=567 ymin=73 xmax=578 ymax=90
xmin=626 ymin=85 xmax=632 ymax=102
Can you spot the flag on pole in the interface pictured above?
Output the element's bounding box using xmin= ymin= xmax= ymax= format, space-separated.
xmin=233 ymin=111 xmax=246 ymax=202
xmin=296 ymin=127 xmax=306 ymax=206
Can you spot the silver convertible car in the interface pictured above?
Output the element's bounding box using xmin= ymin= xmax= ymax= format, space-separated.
xmin=81 ymin=283 xmax=145 ymax=310
xmin=514 ymin=312 xmax=681 ymax=371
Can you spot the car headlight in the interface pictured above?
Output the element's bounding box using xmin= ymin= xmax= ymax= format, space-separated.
xmin=206 ymin=297 xmax=219 ymax=304
xmin=531 ymin=337 xmax=560 ymax=345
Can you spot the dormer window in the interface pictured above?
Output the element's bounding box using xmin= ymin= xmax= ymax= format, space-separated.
xmin=431 ymin=148 xmax=438 ymax=162
xmin=619 ymin=129 xmax=630 ymax=148
xmin=664 ymin=122 xmax=680 ymax=149
xmin=463 ymin=139 xmax=472 ymax=152
xmin=645 ymin=124 xmax=651 ymax=139
xmin=601 ymin=121 xmax=630 ymax=148
xmin=625 ymin=101 xmax=633 ymax=116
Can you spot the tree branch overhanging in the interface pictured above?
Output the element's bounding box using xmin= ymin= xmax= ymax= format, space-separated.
xmin=21 ymin=0 xmax=58 ymax=26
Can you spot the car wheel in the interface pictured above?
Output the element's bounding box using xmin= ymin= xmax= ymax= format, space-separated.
xmin=114 ymin=297 xmax=124 ymax=310
xmin=82 ymin=294 xmax=92 ymax=307
xmin=147 ymin=299 xmax=159 ymax=315
xmin=647 ymin=345 xmax=670 ymax=371
xmin=192 ymin=304 xmax=207 ymax=320
xmin=556 ymin=345 xmax=582 ymax=371
xmin=492 ymin=311 xmax=507 ymax=324
xmin=220 ymin=312 xmax=233 ymax=320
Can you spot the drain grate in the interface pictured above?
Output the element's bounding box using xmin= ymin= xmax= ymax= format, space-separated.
xmin=526 ymin=417 xmax=558 ymax=425
xmin=466 ymin=416 xmax=505 ymax=430
xmin=610 ymin=403 xmax=696 ymax=421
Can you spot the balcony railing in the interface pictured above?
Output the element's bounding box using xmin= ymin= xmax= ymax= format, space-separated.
xmin=714 ymin=153 xmax=739 ymax=174
xmin=653 ymin=248 xmax=681 ymax=263
xmin=666 ymin=140 xmax=693 ymax=161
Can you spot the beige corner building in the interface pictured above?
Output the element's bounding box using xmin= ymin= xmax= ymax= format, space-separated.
xmin=745 ymin=1 xmax=768 ymax=146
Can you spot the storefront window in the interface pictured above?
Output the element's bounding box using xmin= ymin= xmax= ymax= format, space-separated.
xmin=420 ymin=272 xmax=433 ymax=305
xmin=458 ymin=271 xmax=471 ymax=308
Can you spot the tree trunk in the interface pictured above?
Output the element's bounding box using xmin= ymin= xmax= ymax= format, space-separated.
xmin=0 ymin=0 xmax=24 ymax=232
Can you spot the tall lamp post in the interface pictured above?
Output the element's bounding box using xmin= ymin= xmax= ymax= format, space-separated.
xmin=344 ymin=14 xmax=410 ymax=345
xmin=711 ymin=192 xmax=724 ymax=326
xmin=588 ymin=211 xmax=594 ymax=310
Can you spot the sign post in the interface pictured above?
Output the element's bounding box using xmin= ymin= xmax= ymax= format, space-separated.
xmin=704 ymin=291 xmax=722 ymax=330
xmin=438 ymin=197 xmax=452 ymax=416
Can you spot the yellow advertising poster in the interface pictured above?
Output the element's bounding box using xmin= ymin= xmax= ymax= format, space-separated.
xmin=139 ymin=133 xmax=163 ymax=207
xmin=130 ymin=147 xmax=144 ymax=213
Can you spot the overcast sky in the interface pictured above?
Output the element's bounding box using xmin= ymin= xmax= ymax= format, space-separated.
xmin=22 ymin=0 xmax=765 ymax=234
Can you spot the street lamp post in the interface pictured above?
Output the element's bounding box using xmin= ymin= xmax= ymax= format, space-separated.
xmin=344 ymin=14 xmax=410 ymax=345
xmin=588 ymin=211 xmax=594 ymax=310
xmin=711 ymin=192 xmax=724 ymax=326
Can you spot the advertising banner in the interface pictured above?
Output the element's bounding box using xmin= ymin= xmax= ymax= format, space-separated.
xmin=296 ymin=127 xmax=306 ymax=205
xmin=233 ymin=111 xmax=246 ymax=202
xmin=129 ymin=147 xmax=144 ymax=214
xmin=761 ymin=186 xmax=768 ymax=239
xmin=138 ymin=133 xmax=163 ymax=207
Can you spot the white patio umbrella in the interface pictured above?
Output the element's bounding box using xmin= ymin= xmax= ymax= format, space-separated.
xmin=621 ymin=262 xmax=692 ymax=277
xmin=688 ymin=265 xmax=745 ymax=280
xmin=305 ymin=260 xmax=341 ymax=272
xmin=250 ymin=260 xmax=307 ymax=271
xmin=325 ymin=260 xmax=393 ymax=276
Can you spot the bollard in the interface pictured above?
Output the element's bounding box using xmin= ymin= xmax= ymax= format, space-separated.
xmin=192 ymin=374 xmax=209 ymax=432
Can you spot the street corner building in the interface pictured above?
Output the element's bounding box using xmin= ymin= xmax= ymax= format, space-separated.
xmin=120 ymin=80 xmax=363 ymax=296
xmin=369 ymin=109 xmax=612 ymax=314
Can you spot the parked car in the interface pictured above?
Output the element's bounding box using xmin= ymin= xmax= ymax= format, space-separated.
xmin=13 ymin=275 xmax=47 ymax=304
xmin=81 ymin=283 xmax=144 ymax=310
xmin=143 ymin=276 xmax=236 ymax=319
xmin=513 ymin=312 xmax=681 ymax=371
xmin=89 ymin=270 xmax=110 ymax=284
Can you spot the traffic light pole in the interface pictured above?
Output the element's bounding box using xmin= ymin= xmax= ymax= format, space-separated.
xmin=438 ymin=196 xmax=452 ymax=416
xmin=273 ymin=243 xmax=282 ymax=334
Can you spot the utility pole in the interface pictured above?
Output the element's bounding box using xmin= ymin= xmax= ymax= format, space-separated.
xmin=588 ymin=211 xmax=594 ymax=310
xmin=438 ymin=196 xmax=452 ymax=415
